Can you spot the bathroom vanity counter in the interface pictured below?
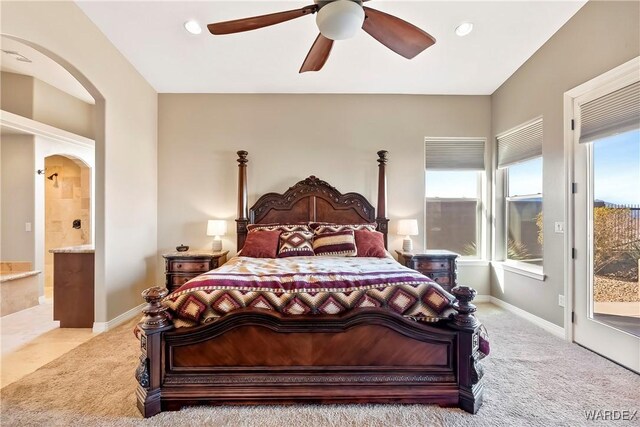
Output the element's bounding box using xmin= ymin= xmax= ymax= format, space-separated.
xmin=49 ymin=245 xmax=95 ymax=254
xmin=49 ymin=247 xmax=94 ymax=328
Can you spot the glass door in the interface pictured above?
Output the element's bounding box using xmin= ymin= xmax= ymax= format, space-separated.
xmin=573 ymin=125 xmax=640 ymax=373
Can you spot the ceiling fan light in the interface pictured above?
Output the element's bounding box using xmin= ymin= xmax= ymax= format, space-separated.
xmin=316 ymin=0 xmax=365 ymax=41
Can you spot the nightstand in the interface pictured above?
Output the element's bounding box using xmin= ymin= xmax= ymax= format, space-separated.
xmin=395 ymin=250 xmax=459 ymax=293
xmin=163 ymin=250 xmax=228 ymax=293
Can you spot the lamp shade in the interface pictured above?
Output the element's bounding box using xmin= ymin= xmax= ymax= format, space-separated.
xmin=206 ymin=220 xmax=227 ymax=236
xmin=316 ymin=0 xmax=365 ymax=41
xmin=397 ymin=219 xmax=419 ymax=236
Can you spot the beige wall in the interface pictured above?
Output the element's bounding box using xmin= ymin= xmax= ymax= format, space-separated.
xmin=43 ymin=155 xmax=91 ymax=290
xmin=491 ymin=1 xmax=640 ymax=326
xmin=0 ymin=134 xmax=35 ymax=264
xmin=0 ymin=71 xmax=34 ymax=118
xmin=2 ymin=1 xmax=158 ymax=322
xmin=33 ymin=79 xmax=94 ymax=139
xmin=0 ymin=71 xmax=94 ymax=139
xmin=158 ymin=94 xmax=492 ymax=295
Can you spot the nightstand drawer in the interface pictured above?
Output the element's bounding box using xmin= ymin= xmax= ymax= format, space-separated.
xmin=395 ymin=250 xmax=458 ymax=293
xmin=413 ymin=259 xmax=450 ymax=271
xmin=170 ymin=275 xmax=193 ymax=288
xmin=168 ymin=260 xmax=210 ymax=272
xmin=426 ymin=273 xmax=450 ymax=286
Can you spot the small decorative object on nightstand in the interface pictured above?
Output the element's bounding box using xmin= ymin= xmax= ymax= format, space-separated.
xmin=206 ymin=220 xmax=227 ymax=251
xmin=395 ymin=249 xmax=459 ymax=293
xmin=397 ymin=219 xmax=419 ymax=252
xmin=163 ymin=250 xmax=228 ymax=293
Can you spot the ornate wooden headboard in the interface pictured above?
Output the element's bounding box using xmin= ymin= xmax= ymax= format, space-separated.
xmin=235 ymin=150 xmax=389 ymax=250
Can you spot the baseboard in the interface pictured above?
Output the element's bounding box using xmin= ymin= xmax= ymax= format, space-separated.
xmin=474 ymin=295 xmax=491 ymax=303
xmin=92 ymin=303 xmax=144 ymax=333
xmin=489 ymin=296 xmax=565 ymax=339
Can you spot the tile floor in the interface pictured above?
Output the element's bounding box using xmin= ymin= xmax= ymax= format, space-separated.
xmin=0 ymin=300 xmax=96 ymax=388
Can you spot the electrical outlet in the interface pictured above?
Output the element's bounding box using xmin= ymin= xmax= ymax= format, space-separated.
xmin=25 ymin=222 xmax=32 ymax=232
xmin=558 ymin=294 xmax=565 ymax=307
xmin=554 ymin=221 xmax=564 ymax=233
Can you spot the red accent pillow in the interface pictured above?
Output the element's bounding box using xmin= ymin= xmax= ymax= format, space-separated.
xmin=241 ymin=230 xmax=281 ymax=258
xmin=354 ymin=230 xmax=386 ymax=258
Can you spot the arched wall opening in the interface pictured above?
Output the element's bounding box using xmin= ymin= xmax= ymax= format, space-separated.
xmin=1 ymin=33 xmax=106 ymax=325
xmin=42 ymin=154 xmax=93 ymax=299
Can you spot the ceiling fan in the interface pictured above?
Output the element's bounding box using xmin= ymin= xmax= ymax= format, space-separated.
xmin=207 ymin=0 xmax=436 ymax=73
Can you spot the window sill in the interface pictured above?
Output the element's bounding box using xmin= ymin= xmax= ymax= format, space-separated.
xmin=458 ymin=259 xmax=490 ymax=267
xmin=492 ymin=261 xmax=546 ymax=281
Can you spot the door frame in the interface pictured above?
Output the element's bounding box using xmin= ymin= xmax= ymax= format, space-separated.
xmin=563 ymin=56 xmax=640 ymax=342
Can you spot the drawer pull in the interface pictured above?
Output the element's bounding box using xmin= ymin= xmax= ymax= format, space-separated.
xmin=177 ymin=264 xmax=182 ymax=268
xmin=440 ymin=263 xmax=445 ymax=267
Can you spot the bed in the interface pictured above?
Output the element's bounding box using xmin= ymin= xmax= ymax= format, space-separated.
xmin=135 ymin=150 xmax=485 ymax=417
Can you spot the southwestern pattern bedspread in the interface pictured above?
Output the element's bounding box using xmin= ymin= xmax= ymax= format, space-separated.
xmin=162 ymin=256 xmax=457 ymax=328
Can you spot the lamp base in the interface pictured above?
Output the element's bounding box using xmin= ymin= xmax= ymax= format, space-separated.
xmin=212 ymin=239 xmax=222 ymax=252
xmin=402 ymin=237 xmax=413 ymax=253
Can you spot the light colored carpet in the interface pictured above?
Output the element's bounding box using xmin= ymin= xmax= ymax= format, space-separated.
xmin=1 ymin=304 xmax=638 ymax=427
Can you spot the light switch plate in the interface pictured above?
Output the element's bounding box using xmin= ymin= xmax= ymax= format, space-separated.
xmin=25 ymin=222 xmax=32 ymax=232
xmin=554 ymin=221 xmax=564 ymax=233
xmin=558 ymin=294 xmax=565 ymax=307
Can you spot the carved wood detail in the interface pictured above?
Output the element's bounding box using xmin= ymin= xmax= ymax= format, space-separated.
xmin=236 ymin=151 xmax=390 ymax=250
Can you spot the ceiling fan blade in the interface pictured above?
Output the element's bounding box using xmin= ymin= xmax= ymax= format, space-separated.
xmin=362 ymin=7 xmax=435 ymax=59
xmin=299 ymin=34 xmax=334 ymax=73
xmin=208 ymin=4 xmax=318 ymax=35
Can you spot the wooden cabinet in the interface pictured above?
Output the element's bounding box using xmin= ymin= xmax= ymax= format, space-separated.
xmin=51 ymin=248 xmax=95 ymax=328
xmin=163 ymin=251 xmax=228 ymax=293
xmin=395 ymin=250 xmax=459 ymax=293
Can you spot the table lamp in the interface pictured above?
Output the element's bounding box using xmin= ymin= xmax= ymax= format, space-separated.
xmin=397 ymin=219 xmax=419 ymax=252
xmin=206 ymin=220 xmax=227 ymax=252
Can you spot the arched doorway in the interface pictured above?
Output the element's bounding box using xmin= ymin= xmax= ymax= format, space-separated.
xmin=0 ymin=34 xmax=103 ymax=387
xmin=43 ymin=155 xmax=92 ymax=299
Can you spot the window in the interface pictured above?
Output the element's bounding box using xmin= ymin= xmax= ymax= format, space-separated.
xmin=497 ymin=117 xmax=543 ymax=266
xmin=425 ymin=138 xmax=485 ymax=258
xmin=505 ymin=157 xmax=543 ymax=265
xmin=426 ymin=171 xmax=482 ymax=256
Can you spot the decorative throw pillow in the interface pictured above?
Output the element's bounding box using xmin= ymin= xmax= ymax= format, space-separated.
xmin=247 ymin=223 xmax=310 ymax=233
xmin=313 ymin=230 xmax=357 ymax=257
xmin=354 ymin=230 xmax=386 ymax=258
xmin=240 ymin=230 xmax=281 ymax=258
xmin=312 ymin=223 xmax=377 ymax=234
xmin=278 ymin=231 xmax=315 ymax=258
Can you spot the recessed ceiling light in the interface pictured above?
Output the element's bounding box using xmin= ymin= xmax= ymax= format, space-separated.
xmin=184 ymin=20 xmax=202 ymax=35
xmin=455 ymin=22 xmax=474 ymax=37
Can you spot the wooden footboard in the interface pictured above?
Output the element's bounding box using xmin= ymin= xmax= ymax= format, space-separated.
xmin=135 ymin=286 xmax=484 ymax=417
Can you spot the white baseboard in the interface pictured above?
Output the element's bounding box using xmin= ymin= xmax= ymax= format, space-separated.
xmin=92 ymin=303 xmax=144 ymax=333
xmin=489 ymin=296 xmax=565 ymax=339
xmin=474 ymin=294 xmax=491 ymax=303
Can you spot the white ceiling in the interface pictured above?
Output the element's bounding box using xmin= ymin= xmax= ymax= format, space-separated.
xmin=76 ymin=1 xmax=586 ymax=95
xmin=1 ymin=37 xmax=95 ymax=104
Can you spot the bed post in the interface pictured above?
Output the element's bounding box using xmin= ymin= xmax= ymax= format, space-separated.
xmin=376 ymin=150 xmax=389 ymax=248
xmin=236 ymin=150 xmax=249 ymax=251
xmin=450 ymin=286 xmax=484 ymax=414
xmin=136 ymin=287 xmax=173 ymax=417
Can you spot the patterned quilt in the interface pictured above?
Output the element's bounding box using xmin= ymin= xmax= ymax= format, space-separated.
xmin=163 ymin=256 xmax=458 ymax=328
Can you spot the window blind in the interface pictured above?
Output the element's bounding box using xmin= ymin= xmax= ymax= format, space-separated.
xmin=579 ymin=81 xmax=640 ymax=143
xmin=424 ymin=138 xmax=485 ymax=170
xmin=497 ymin=118 xmax=543 ymax=168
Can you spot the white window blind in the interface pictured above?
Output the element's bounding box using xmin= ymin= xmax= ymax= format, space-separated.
xmin=425 ymin=138 xmax=485 ymax=170
xmin=579 ymin=81 xmax=640 ymax=143
xmin=497 ymin=118 xmax=543 ymax=168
